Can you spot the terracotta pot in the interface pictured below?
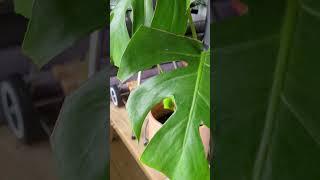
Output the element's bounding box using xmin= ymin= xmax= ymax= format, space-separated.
xmin=146 ymin=102 xmax=210 ymax=157
xmin=146 ymin=103 xmax=168 ymax=140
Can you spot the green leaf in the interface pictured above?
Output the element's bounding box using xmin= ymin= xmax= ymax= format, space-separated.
xmin=22 ymin=0 xmax=107 ymax=67
xmin=119 ymin=26 xmax=210 ymax=179
xmin=110 ymin=0 xmax=130 ymax=67
xmin=110 ymin=0 xmax=152 ymax=67
xmin=144 ymin=0 xmax=153 ymax=26
xmin=13 ymin=0 xmax=33 ymax=18
xmin=163 ymin=97 xmax=175 ymax=111
xmin=111 ymin=0 xmax=189 ymax=67
xmin=151 ymin=0 xmax=188 ymax=35
xmin=117 ymin=26 xmax=203 ymax=80
xmin=51 ymin=69 xmax=108 ymax=180
xmin=214 ymin=0 xmax=320 ymax=179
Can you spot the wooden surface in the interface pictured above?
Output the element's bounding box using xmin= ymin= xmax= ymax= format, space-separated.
xmin=110 ymin=134 xmax=148 ymax=180
xmin=110 ymin=104 xmax=167 ymax=180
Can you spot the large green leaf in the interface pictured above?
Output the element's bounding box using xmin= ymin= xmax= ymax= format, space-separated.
xmin=119 ymin=26 xmax=210 ymax=180
xmin=110 ymin=0 xmax=152 ymax=67
xmin=51 ymin=69 xmax=108 ymax=180
xmin=118 ymin=26 xmax=203 ymax=80
xmin=151 ymin=0 xmax=188 ymax=35
xmin=110 ymin=0 xmax=131 ymax=67
xmin=110 ymin=0 xmax=189 ymax=67
xmin=214 ymin=0 xmax=320 ymax=179
xmin=21 ymin=0 xmax=107 ymax=67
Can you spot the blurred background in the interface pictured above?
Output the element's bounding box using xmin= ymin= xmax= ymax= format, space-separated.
xmin=0 ymin=0 xmax=108 ymax=179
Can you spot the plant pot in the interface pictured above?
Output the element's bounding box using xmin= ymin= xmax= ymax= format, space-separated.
xmin=146 ymin=102 xmax=210 ymax=157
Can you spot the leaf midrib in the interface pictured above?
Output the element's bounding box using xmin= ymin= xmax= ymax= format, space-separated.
xmin=252 ymin=1 xmax=300 ymax=179
xmin=173 ymin=52 xmax=206 ymax=176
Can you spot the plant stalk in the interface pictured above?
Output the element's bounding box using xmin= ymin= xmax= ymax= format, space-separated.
xmin=188 ymin=8 xmax=198 ymax=40
xmin=157 ymin=64 xmax=164 ymax=74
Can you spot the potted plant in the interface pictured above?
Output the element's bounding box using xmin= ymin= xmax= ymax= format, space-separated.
xmin=14 ymin=0 xmax=211 ymax=179
xmin=14 ymin=0 xmax=320 ymax=179
xmin=111 ymin=0 xmax=211 ymax=179
xmin=145 ymin=101 xmax=211 ymax=157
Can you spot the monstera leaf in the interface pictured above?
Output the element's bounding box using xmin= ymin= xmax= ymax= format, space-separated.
xmin=51 ymin=69 xmax=108 ymax=180
xmin=151 ymin=0 xmax=188 ymax=35
xmin=15 ymin=0 xmax=107 ymax=67
xmin=214 ymin=0 xmax=320 ymax=179
xmin=110 ymin=0 xmax=189 ymax=67
xmin=118 ymin=26 xmax=210 ymax=180
xmin=110 ymin=0 xmax=153 ymax=67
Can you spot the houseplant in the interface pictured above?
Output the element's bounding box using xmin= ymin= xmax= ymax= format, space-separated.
xmin=111 ymin=0 xmax=211 ymax=179
xmin=14 ymin=0 xmax=211 ymax=179
xmin=146 ymin=101 xmax=211 ymax=157
xmin=14 ymin=0 xmax=320 ymax=179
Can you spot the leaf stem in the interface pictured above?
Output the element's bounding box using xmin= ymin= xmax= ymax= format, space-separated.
xmin=157 ymin=64 xmax=164 ymax=74
xmin=188 ymin=8 xmax=198 ymax=40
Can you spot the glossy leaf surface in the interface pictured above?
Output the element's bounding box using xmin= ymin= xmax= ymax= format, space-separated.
xmin=151 ymin=0 xmax=188 ymax=35
xmin=110 ymin=0 xmax=189 ymax=67
xmin=51 ymin=69 xmax=108 ymax=180
xmin=119 ymin=26 xmax=210 ymax=179
xmin=110 ymin=0 xmax=152 ymax=67
xmin=214 ymin=0 xmax=320 ymax=179
xmin=118 ymin=26 xmax=203 ymax=81
xmin=22 ymin=0 xmax=107 ymax=67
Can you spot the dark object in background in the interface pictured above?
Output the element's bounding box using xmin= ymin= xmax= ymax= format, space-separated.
xmin=110 ymin=62 xmax=184 ymax=107
xmin=110 ymin=85 xmax=124 ymax=107
xmin=204 ymin=0 xmax=211 ymax=48
xmin=0 ymin=14 xmax=27 ymax=48
xmin=0 ymin=75 xmax=44 ymax=143
xmin=0 ymin=3 xmax=108 ymax=143
xmin=186 ymin=1 xmax=208 ymax=39
xmin=213 ymin=0 xmax=248 ymax=21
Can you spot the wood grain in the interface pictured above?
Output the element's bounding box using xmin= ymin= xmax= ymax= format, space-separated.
xmin=110 ymin=104 xmax=167 ymax=180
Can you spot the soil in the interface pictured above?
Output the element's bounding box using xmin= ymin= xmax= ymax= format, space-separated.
xmin=156 ymin=111 xmax=173 ymax=124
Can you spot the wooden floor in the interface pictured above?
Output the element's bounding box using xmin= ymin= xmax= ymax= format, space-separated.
xmin=110 ymin=132 xmax=148 ymax=180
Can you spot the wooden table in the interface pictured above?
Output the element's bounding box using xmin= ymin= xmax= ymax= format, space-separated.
xmin=110 ymin=104 xmax=167 ymax=180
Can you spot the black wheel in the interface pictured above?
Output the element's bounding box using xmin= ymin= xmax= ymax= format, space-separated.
xmin=0 ymin=75 xmax=42 ymax=144
xmin=110 ymin=85 xmax=123 ymax=107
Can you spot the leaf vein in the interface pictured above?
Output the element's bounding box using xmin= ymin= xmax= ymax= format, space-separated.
xmin=301 ymin=2 xmax=320 ymax=19
xmin=281 ymin=94 xmax=320 ymax=147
